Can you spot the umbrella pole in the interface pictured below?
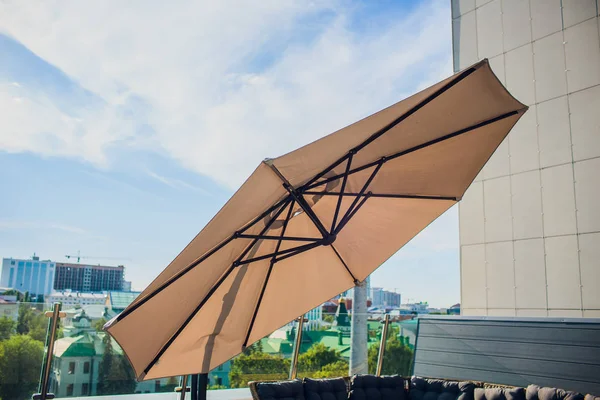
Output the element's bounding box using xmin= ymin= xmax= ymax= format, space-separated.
xmin=376 ymin=314 xmax=390 ymax=376
xmin=289 ymin=316 xmax=306 ymax=379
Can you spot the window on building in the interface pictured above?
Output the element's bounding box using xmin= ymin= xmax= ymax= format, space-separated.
xmin=68 ymin=362 xmax=75 ymax=374
xmin=81 ymin=383 xmax=89 ymax=396
xmin=66 ymin=384 xmax=74 ymax=396
xmin=216 ymin=377 xmax=223 ymax=386
xmin=155 ymin=380 xmax=161 ymax=392
xmin=83 ymin=361 xmax=90 ymax=374
xmin=217 ymin=365 xmax=223 ymax=371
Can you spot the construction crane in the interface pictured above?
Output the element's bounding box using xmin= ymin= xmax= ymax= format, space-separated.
xmin=64 ymin=251 xmax=131 ymax=263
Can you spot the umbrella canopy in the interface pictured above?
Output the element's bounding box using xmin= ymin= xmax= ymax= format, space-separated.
xmin=105 ymin=59 xmax=527 ymax=380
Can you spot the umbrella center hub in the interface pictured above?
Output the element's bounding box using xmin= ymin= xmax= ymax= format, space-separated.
xmin=322 ymin=234 xmax=337 ymax=246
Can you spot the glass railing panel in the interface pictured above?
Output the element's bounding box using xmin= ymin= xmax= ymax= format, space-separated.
xmin=375 ymin=318 xmax=416 ymax=377
xmin=1 ymin=299 xmax=421 ymax=398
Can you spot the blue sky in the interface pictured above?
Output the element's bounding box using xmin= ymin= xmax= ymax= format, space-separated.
xmin=0 ymin=0 xmax=458 ymax=307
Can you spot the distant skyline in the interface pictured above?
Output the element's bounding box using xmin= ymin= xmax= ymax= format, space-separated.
xmin=0 ymin=0 xmax=458 ymax=308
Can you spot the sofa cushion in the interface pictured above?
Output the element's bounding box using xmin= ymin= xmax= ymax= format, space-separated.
xmin=349 ymin=375 xmax=407 ymax=400
xmin=255 ymin=380 xmax=306 ymax=400
xmin=526 ymin=385 xmax=584 ymax=400
xmin=303 ymin=377 xmax=348 ymax=400
xmin=410 ymin=377 xmax=477 ymax=400
xmin=475 ymin=387 xmax=526 ymax=400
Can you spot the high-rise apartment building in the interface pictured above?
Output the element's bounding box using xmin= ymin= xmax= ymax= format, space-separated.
xmin=370 ymin=287 xmax=401 ymax=308
xmin=453 ymin=0 xmax=600 ymax=317
xmin=0 ymin=256 xmax=56 ymax=298
xmin=54 ymin=262 xmax=124 ymax=292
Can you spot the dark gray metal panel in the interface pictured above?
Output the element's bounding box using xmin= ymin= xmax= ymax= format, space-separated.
xmin=412 ymin=317 xmax=600 ymax=395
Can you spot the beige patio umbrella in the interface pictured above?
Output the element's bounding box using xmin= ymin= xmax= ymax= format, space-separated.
xmin=104 ymin=59 xmax=527 ymax=380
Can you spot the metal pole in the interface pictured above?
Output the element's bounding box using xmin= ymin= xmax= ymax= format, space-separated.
xmin=197 ymin=373 xmax=208 ymax=400
xmin=176 ymin=375 xmax=189 ymax=400
xmin=289 ymin=316 xmax=306 ymax=379
xmin=376 ymin=314 xmax=390 ymax=376
xmin=34 ymin=302 xmax=62 ymax=400
xmin=191 ymin=375 xmax=199 ymax=400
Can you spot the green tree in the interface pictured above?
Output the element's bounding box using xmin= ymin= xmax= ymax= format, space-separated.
xmin=0 ymin=317 xmax=16 ymax=341
xmin=93 ymin=318 xmax=108 ymax=332
xmin=312 ymin=360 xmax=349 ymax=378
xmin=367 ymin=334 xmax=413 ymax=376
xmin=298 ymin=343 xmax=343 ymax=374
xmin=97 ymin=334 xmax=114 ymax=395
xmin=229 ymin=352 xmax=290 ymax=388
xmin=158 ymin=376 xmax=179 ymax=392
xmin=242 ymin=340 xmax=263 ymax=355
xmin=97 ymin=334 xmax=136 ymax=395
xmin=0 ymin=335 xmax=44 ymax=400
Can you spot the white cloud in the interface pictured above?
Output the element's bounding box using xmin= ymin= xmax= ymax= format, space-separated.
xmin=0 ymin=0 xmax=452 ymax=188
xmin=0 ymin=220 xmax=86 ymax=234
xmin=147 ymin=170 xmax=211 ymax=196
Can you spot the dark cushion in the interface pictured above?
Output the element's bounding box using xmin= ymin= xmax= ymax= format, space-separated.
xmin=349 ymin=375 xmax=407 ymax=400
xmin=475 ymin=387 xmax=526 ymax=400
xmin=303 ymin=377 xmax=348 ymax=400
xmin=255 ymin=380 xmax=306 ymax=400
xmin=526 ymin=385 xmax=584 ymax=400
xmin=410 ymin=377 xmax=477 ymax=400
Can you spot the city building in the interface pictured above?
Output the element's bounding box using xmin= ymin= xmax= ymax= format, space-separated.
xmin=0 ymin=297 xmax=18 ymax=320
xmin=0 ymin=255 xmax=56 ymax=299
xmin=46 ymin=291 xmax=107 ymax=309
xmin=105 ymin=291 xmax=142 ymax=316
xmin=304 ymin=305 xmax=323 ymax=330
xmin=448 ymin=303 xmax=461 ymax=315
xmin=54 ymin=262 xmax=125 ymax=292
xmin=370 ymin=287 xmax=401 ymax=308
xmin=399 ymin=302 xmax=430 ymax=315
xmin=122 ymin=280 xmax=132 ymax=292
xmin=51 ymin=331 xmax=172 ymax=397
xmin=453 ymin=0 xmax=600 ymax=317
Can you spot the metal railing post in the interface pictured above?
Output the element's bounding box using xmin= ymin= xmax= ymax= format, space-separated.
xmin=176 ymin=375 xmax=189 ymax=400
xmin=33 ymin=302 xmax=63 ymax=400
xmin=376 ymin=314 xmax=390 ymax=376
xmin=289 ymin=316 xmax=306 ymax=379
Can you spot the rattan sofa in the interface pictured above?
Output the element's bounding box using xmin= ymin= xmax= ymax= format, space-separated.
xmin=249 ymin=375 xmax=599 ymax=400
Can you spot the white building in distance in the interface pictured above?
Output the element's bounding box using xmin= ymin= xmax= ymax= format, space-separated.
xmin=46 ymin=291 xmax=107 ymax=308
xmin=0 ymin=256 xmax=56 ymax=299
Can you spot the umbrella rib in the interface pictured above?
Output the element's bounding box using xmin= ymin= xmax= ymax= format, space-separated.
xmin=242 ymin=200 xmax=295 ymax=349
xmin=331 ymin=153 xmax=353 ymax=233
xmin=303 ymin=192 xmax=458 ymax=201
xmin=333 ymin=161 xmax=383 ymax=235
xmin=330 ymin=244 xmax=358 ymax=285
xmin=235 ymin=233 xmax=321 ymax=242
xmin=273 ymin=241 xmax=322 ymax=263
xmin=334 ymin=192 xmax=372 ymax=235
xmin=235 ymin=241 xmax=322 ymax=267
xmin=141 ymin=199 xmax=291 ymax=376
xmin=116 ymin=195 xmax=291 ymax=322
xmin=301 ymin=65 xmax=478 ymax=190
xmin=304 ymin=109 xmax=522 ymax=191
